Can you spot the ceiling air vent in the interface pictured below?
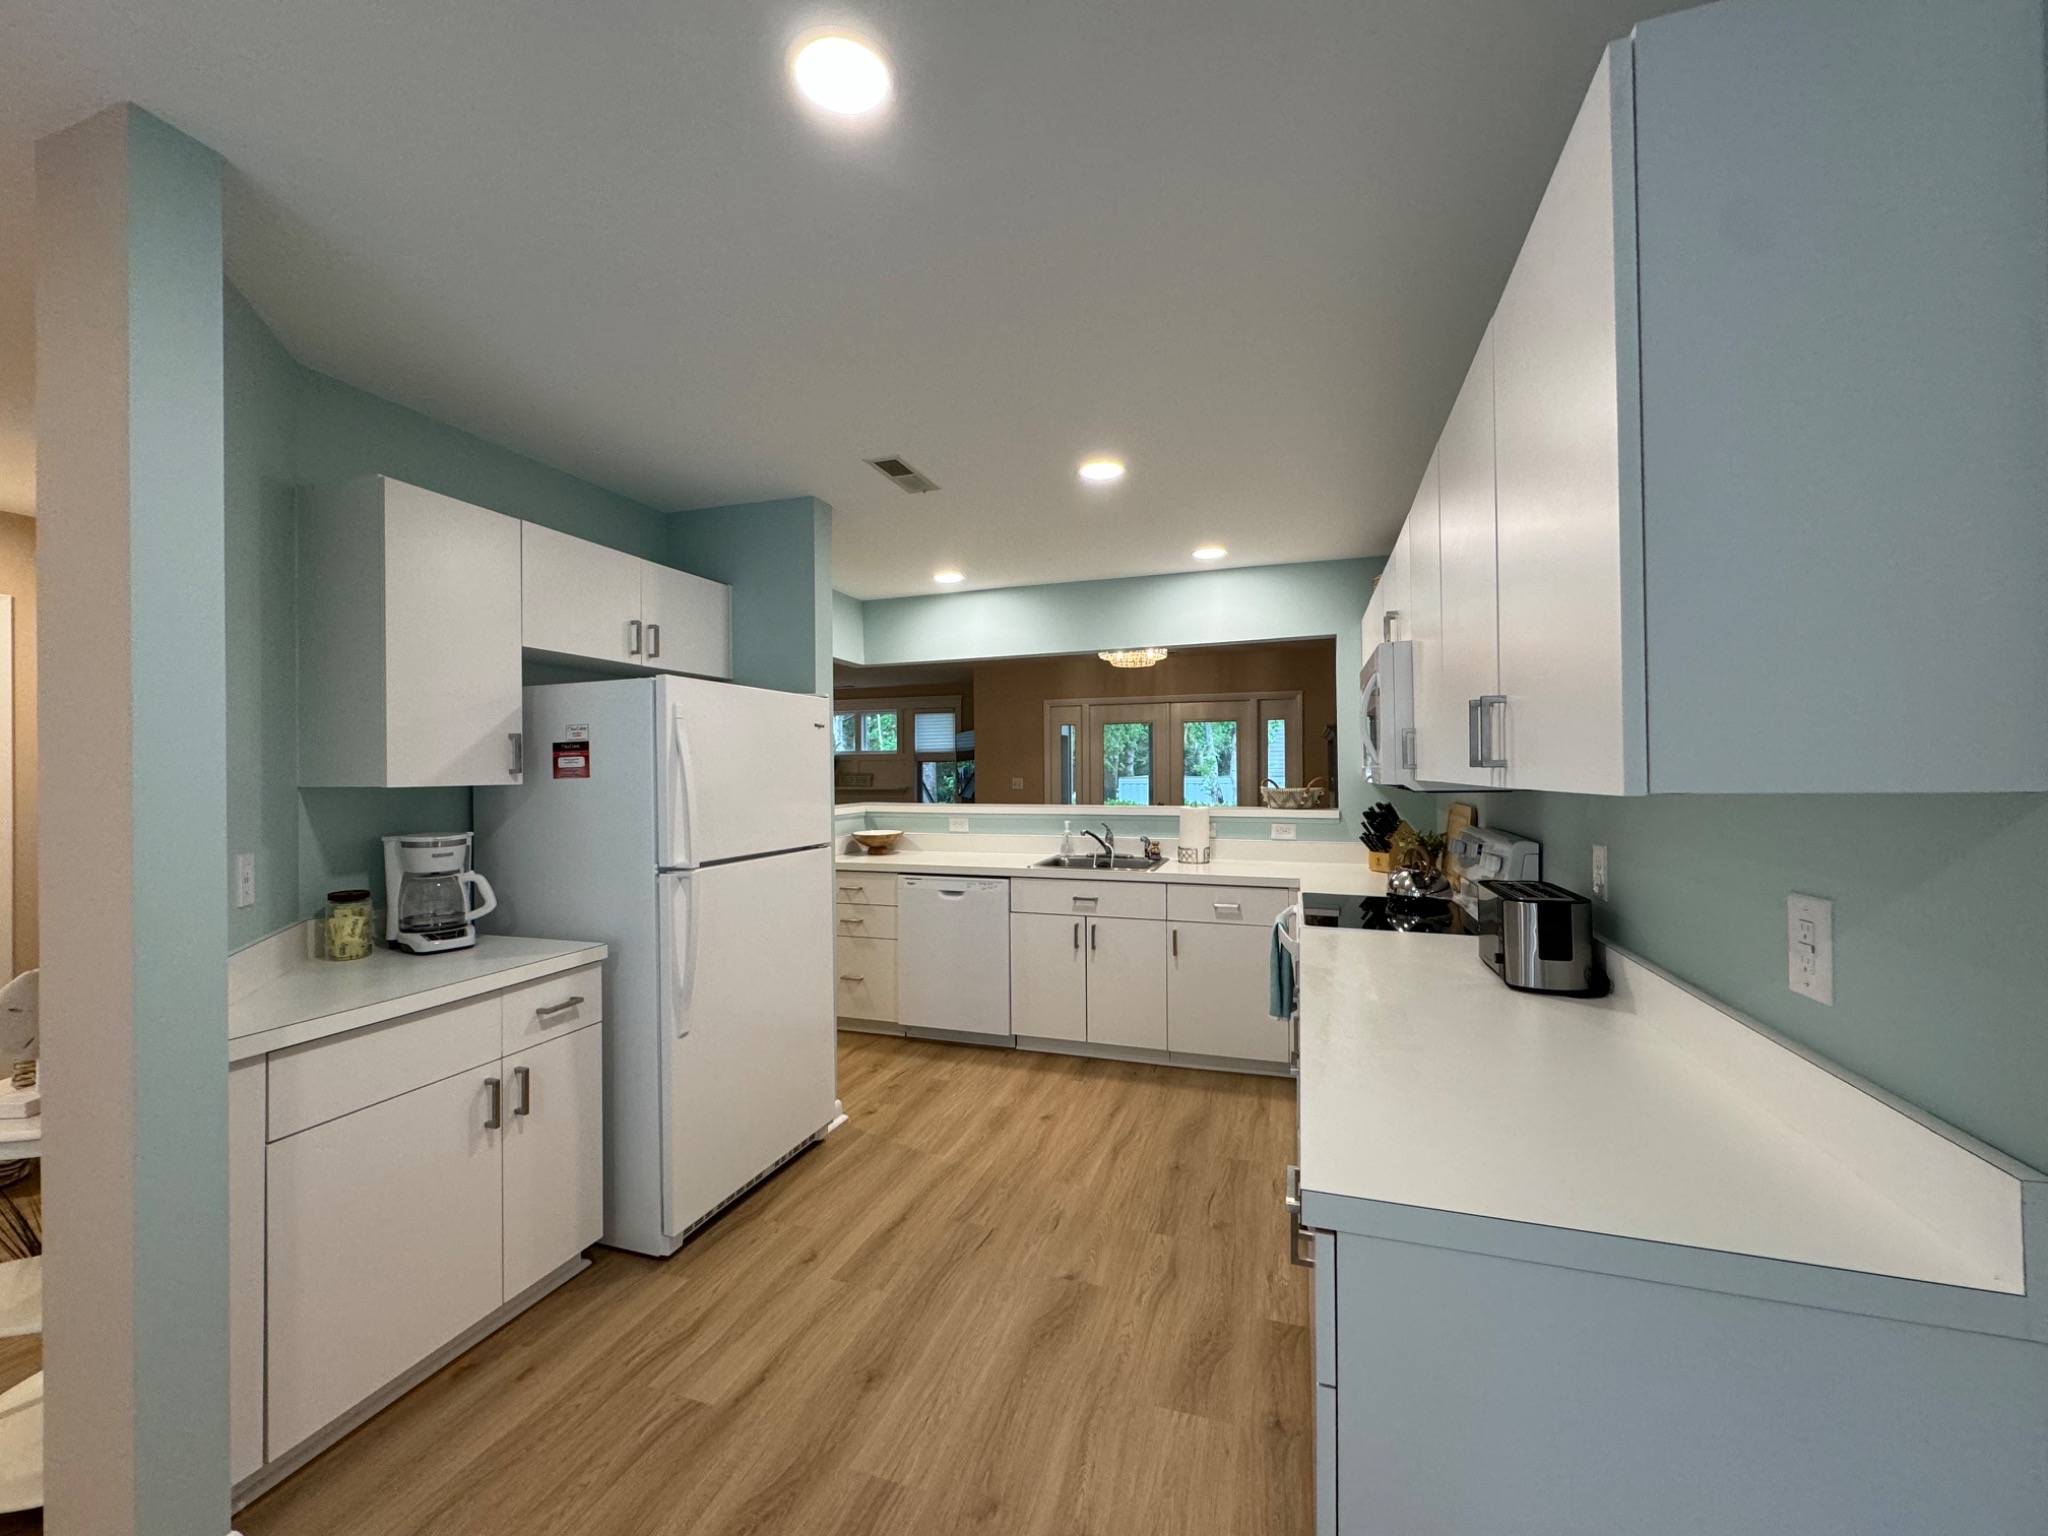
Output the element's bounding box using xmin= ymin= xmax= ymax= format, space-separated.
xmin=866 ymin=456 xmax=939 ymax=494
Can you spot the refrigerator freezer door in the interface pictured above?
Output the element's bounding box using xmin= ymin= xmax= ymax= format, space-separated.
xmin=661 ymin=849 xmax=837 ymax=1238
xmin=657 ymin=676 xmax=831 ymax=869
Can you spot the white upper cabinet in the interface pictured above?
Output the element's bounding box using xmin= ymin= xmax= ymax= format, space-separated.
xmin=640 ymin=560 xmax=732 ymax=679
xmin=1419 ymin=332 xmax=1500 ymax=789
xmin=299 ymin=476 xmax=525 ymax=788
xmin=522 ymin=522 xmax=733 ymax=680
xmin=1494 ymin=47 xmax=1645 ymax=796
xmin=1391 ymin=0 xmax=2048 ymax=795
xmin=520 ymin=521 xmax=645 ymax=666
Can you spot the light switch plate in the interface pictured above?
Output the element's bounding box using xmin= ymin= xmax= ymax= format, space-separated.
xmin=1787 ymin=893 xmax=1833 ymax=1005
xmin=1591 ymin=844 xmax=1609 ymax=899
xmin=233 ymin=853 xmax=256 ymax=909
xmin=1270 ymin=822 xmax=1297 ymax=840
xmin=948 ymin=815 xmax=969 ymax=833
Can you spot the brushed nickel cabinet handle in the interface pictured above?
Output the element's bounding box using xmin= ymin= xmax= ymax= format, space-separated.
xmin=628 ymin=619 xmax=644 ymax=657
xmin=1089 ymin=922 xmax=1097 ymax=952
xmin=1171 ymin=928 xmax=1179 ymax=958
xmin=1286 ymin=1164 xmax=1315 ymax=1268
xmin=509 ymin=732 xmax=524 ymax=777
xmin=513 ymin=1065 xmax=532 ymax=1117
xmin=534 ymin=996 xmax=584 ymax=1021
xmin=483 ymin=1076 xmax=503 ymax=1132
xmin=648 ymin=623 xmax=662 ymax=659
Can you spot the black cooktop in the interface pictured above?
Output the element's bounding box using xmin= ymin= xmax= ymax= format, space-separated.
xmin=1301 ymin=891 xmax=1471 ymax=936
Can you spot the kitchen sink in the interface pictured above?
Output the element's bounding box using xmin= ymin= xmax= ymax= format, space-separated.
xmin=1032 ymin=854 xmax=1165 ymax=871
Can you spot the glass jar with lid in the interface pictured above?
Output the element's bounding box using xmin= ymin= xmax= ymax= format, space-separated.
xmin=324 ymin=889 xmax=376 ymax=962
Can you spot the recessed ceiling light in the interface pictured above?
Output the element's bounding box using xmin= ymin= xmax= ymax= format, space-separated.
xmin=1192 ymin=545 xmax=1227 ymax=561
xmin=1078 ymin=458 xmax=1126 ymax=484
xmin=933 ymin=570 xmax=965 ymax=585
xmin=790 ymin=35 xmax=892 ymax=116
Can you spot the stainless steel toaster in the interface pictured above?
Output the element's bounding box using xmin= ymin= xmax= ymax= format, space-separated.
xmin=1476 ymin=880 xmax=1604 ymax=996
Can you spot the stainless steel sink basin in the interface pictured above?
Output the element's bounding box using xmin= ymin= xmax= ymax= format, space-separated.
xmin=1032 ymin=854 xmax=1165 ymax=871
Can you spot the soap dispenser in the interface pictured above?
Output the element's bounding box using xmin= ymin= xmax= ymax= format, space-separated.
xmin=1061 ymin=820 xmax=1074 ymax=858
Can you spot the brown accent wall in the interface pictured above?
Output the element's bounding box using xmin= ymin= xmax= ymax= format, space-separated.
xmin=972 ymin=640 xmax=1336 ymax=803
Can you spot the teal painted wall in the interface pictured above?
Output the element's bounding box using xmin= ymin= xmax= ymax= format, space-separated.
xmin=854 ymin=560 xmax=1381 ymax=832
xmin=667 ymin=497 xmax=833 ymax=695
xmin=124 ymin=107 xmax=233 ymax=1531
xmin=223 ymin=289 xmax=683 ymax=944
xmin=1394 ymin=787 xmax=2048 ymax=1173
xmin=832 ymin=588 xmax=865 ymax=663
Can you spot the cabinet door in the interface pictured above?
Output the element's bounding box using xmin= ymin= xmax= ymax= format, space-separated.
xmin=503 ymin=1024 xmax=604 ymax=1299
xmin=521 ymin=521 xmax=645 ymax=665
xmin=381 ymin=480 xmax=526 ymax=787
xmin=1496 ymin=48 xmax=1644 ymax=796
xmin=1420 ymin=328 xmax=1502 ymax=788
xmin=1167 ymin=922 xmax=1289 ymax=1063
xmin=1404 ymin=453 xmax=1444 ymax=784
xmin=1011 ymin=912 xmax=1088 ymax=1043
xmin=835 ymin=934 xmax=898 ymax=1023
xmin=1084 ymin=917 xmax=1167 ymax=1050
xmin=641 ymin=561 xmax=732 ymax=680
xmin=266 ymin=1064 xmax=505 ymax=1457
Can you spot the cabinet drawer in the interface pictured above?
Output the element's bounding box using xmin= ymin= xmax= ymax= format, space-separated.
xmin=1167 ymin=882 xmax=1295 ymax=928
xmin=835 ymin=902 xmax=897 ymax=940
xmin=501 ymin=963 xmax=604 ymax=1053
xmin=1012 ymin=877 xmax=1166 ymax=921
xmin=269 ymin=994 xmax=502 ymax=1141
xmin=834 ymin=872 xmax=898 ymax=907
xmin=835 ymin=935 xmax=898 ymax=1022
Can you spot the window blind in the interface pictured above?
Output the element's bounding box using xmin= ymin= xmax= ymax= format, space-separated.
xmin=913 ymin=711 xmax=958 ymax=754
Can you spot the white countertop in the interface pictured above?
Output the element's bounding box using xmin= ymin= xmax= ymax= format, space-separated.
xmin=228 ymin=935 xmax=608 ymax=1062
xmin=835 ymin=849 xmax=1386 ymax=896
xmin=1297 ymin=928 xmax=2030 ymax=1294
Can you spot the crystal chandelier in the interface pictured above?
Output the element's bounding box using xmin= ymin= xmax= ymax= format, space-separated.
xmin=1098 ymin=647 xmax=1169 ymax=669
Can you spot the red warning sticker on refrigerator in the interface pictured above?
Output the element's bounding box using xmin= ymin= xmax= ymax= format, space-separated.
xmin=552 ymin=741 xmax=591 ymax=779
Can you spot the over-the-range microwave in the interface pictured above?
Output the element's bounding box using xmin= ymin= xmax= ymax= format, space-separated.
xmin=1360 ymin=638 xmax=1417 ymax=787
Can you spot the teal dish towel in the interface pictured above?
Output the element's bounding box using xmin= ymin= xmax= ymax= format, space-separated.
xmin=1269 ymin=922 xmax=1297 ymax=1020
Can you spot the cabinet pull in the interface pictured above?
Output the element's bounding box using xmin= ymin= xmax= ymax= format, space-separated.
xmin=628 ymin=619 xmax=644 ymax=656
xmin=513 ymin=1065 xmax=532 ymax=1117
xmin=1476 ymin=694 xmax=1508 ymax=770
xmin=508 ymin=732 xmax=524 ymax=778
xmin=534 ymin=995 xmax=584 ymax=1021
xmin=839 ymin=915 xmax=865 ymax=926
xmin=1072 ymin=895 xmax=1098 ymax=909
xmin=1285 ymin=1164 xmax=1315 ymax=1267
xmin=1073 ymin=920 xmax=1081 ymax=951
xmin=1171 ymin=927 xmax=1179 ymax=958
xmin=1089 ymin=921 xmax=1097 ymax=952
xmin=647 ymin=623 xmax=661 ymax=659
xmin=483 ymin=1076 xmax=503 ymax=1131
xmin=1467 ymin=697 xmax=1483 ymax=769
xmin=1213 ymin=901 xmax=1242 ymax=915
xmin=839 ymin=973 xmax=864 ymax=983
xmin=1400 ymin=727 xmax=1418 ymax=771
xmin=1383 ymin=609 xmax=1400 ymax=642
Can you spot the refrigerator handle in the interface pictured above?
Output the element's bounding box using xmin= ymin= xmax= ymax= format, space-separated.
xmin=669 ymin=874 xmax=698 ymax=1040
xmin=668 ymin=704 xmax=698 ymax=870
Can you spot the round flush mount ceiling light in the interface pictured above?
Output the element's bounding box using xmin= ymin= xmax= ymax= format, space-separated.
xmin=1099 ymin=647 xmax=1169 ymax=669
xmin=1078 ymin=458 xmax=1126 ymax=484
xmin=790 ymin=34 xmax=892 ymax=116
xmin=1192 ymin=545 xmax=1227 ymax=561
xmin=933 ymin=569 xmax=965 ymax=585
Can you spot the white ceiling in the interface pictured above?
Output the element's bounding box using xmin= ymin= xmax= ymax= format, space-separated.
xmin=0 ymin=0 xmax=1687 ymax=592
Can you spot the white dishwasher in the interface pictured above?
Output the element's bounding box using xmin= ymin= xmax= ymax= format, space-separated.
xmin=897 ymin=876 xmax=1012 ymax=1040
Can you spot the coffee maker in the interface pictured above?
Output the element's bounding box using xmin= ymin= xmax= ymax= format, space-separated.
xmin=382 ymin=833 xmax=498 ymax=954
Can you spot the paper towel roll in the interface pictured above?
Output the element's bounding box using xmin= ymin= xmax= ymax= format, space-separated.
xmin=1178 ymin=807 xmax=1212 ymax=861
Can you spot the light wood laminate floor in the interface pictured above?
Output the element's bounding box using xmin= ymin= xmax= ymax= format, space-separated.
xmin=240 ymin=1033 xmax=1310 ymax=1536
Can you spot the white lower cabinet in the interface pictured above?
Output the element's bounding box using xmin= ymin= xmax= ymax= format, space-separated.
xmin=247 ymin=971 xmax=606 ymax=1480
xmin=266 ymin=1064 xmax=507 ymax=1456
xmin=1083 ymin=916 xmax=1168 ymax=1050
xmin=502 ymin=1023 xmax=606 ymax=1299
xmin=1010 ymin=913 xmax=1088 ymax=1042
xmin=1168 ymin=922 xmax=1288 ymax=1062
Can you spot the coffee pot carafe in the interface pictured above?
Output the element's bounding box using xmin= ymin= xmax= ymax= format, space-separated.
xmin=382 ymin=833 xmax=497 ymax=954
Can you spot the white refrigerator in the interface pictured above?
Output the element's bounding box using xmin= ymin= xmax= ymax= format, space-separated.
xmin=476 ymin=675 xmax=838 ymax=1256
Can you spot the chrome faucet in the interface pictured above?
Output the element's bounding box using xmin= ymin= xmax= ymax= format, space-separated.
xmin=1081 ymin=825 xmax=1114 ymax=863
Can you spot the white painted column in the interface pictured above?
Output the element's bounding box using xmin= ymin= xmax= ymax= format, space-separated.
xmin=36 ymin=105 xmax=230 ymax=1536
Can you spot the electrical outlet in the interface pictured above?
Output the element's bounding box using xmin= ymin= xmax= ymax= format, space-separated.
xmin=1270 ymin=822 xmax=1297 ymax=841
xmin=1010 ymin=777 xmax=1024 ymax=790
xmin=1591 ymin=844 xmax=1609 ymax=899
xmin=233 ymin=853 xmax=256 ymax=909
xmin=948 ymin=815 xmax=970 ymax=833
xmin=1787 ymin=893 xmax=1833 ymax=1005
